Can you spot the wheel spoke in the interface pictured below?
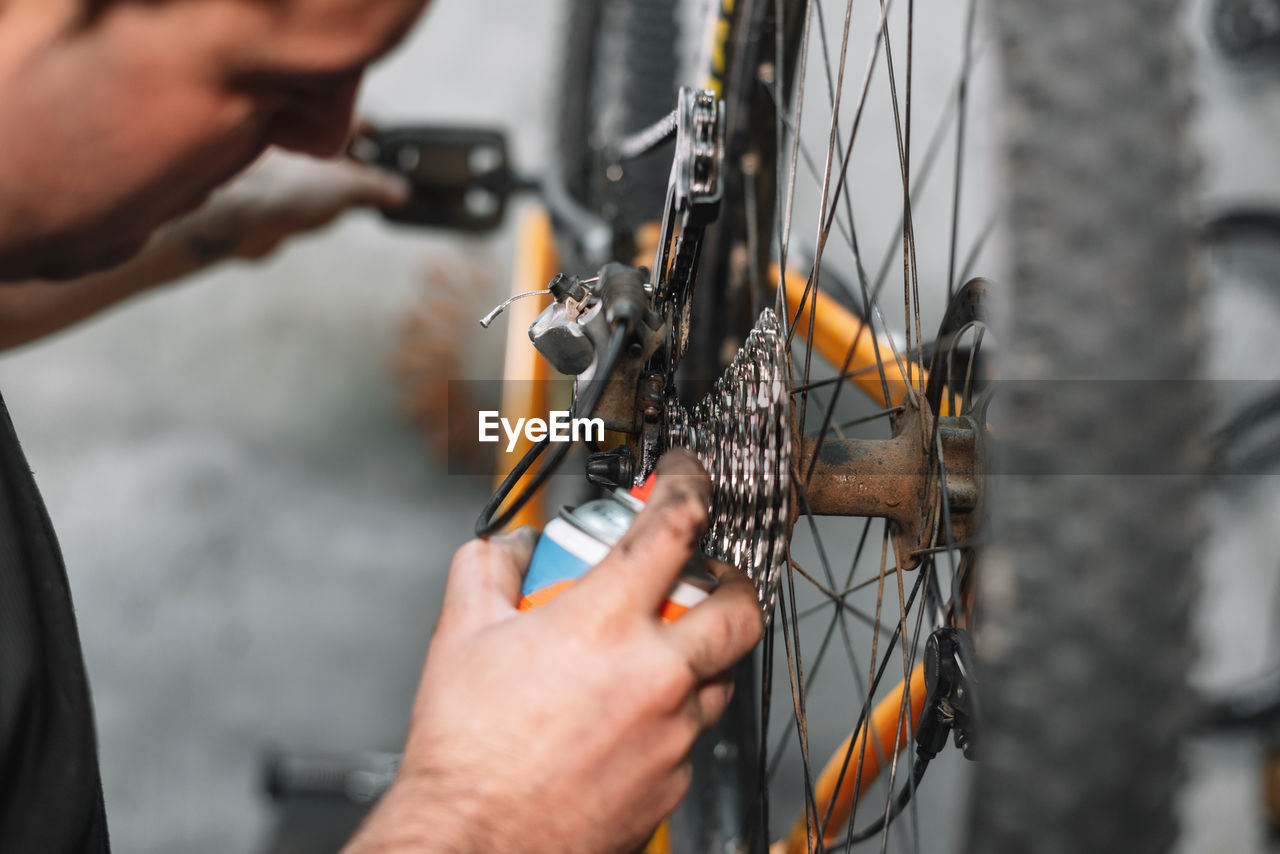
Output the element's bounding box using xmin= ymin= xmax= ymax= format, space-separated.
xmin=957 ymin=209 xmax=998 ymax=286
xmin=814 ymin=556 xmax=929 ymax=847
xmin=776 ymin=0 xmax=815 ymax=321
xmin=768 ymin=516 xmax=876 ymax=781
xmin=779 ymin=557 xmax=823 ymax=852
xmin=754 ymin=0 xmax=993 ymax=848
xmin=789 ymin=557 xmax=898 ymax=639
xmin=946 ymin=0 xmax=982 ymax=298
xmin=793 ymin=0 xmax=857 ymax=443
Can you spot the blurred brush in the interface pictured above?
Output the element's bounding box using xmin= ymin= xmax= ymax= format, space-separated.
xmin=391 ymin=253 xmax=501 ymax=472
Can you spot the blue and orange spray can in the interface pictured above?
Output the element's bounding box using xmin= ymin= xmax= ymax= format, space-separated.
xmin=517 ymin=476 xmax=716 ymax=621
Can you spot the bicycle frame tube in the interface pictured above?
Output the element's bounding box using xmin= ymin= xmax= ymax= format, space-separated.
xmin=493 ymin=209 xmax=560 ymax=530
xmin=699 ymin=0 xmax=738 ymax=97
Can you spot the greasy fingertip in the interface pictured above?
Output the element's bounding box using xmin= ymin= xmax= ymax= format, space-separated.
xmin=657 ymin=448 xmax=710 ymax=486
xmin=337 ymin=158 xmax=410 ymax=208
xmin=371 ymin=171 xmax=411 ymax=208
xmin=510 ymin=524 xmax=540 ymax=545
xmin=652 ymin=451 xmax=711 ymax=519
xmin=491 ymin=525 xmax=539 ymax=564
xmin=695 ymin=676 xmax=736 ymax=729
xmin=705 ymin=557 xmax=745 ymax=583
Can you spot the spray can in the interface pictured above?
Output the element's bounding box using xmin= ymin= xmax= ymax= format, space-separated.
xmin=518 ymin=477 xmax=716 ymax=621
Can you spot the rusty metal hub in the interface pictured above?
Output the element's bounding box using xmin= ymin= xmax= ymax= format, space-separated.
xmin=797 ymin=398 xmax=984 ymax=570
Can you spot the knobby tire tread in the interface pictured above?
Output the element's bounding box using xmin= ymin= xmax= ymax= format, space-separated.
xmin=968 ymin=1 xmax=1206 ymax=852
xmin=556 ymin=0 xmax=679 ymax=247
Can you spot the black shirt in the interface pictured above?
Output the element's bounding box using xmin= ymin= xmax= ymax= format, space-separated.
xmin=0 ymin=394 xmax=110 ymax=853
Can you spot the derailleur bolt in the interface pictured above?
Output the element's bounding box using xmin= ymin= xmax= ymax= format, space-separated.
xmin=641 ymin=374 xmax=666 ymax=422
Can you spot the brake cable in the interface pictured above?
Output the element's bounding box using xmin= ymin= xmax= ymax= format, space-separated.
xmin=474 ymin=324 xmax=629 ymax=538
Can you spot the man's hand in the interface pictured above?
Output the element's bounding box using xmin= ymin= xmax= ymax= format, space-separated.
xmin=346 ymin=451 xmax=764 ymax=854
xmin=186 ymin=150 xmax=410 ymax=263
xmin=0 ymin=148 xmax=408 ymax=351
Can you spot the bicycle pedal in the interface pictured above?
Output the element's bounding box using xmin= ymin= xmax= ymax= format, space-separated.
xmin=351 ymin=125 xmax=535 ymax=233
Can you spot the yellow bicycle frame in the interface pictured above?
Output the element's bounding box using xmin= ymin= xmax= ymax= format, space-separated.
xmin=490 ymin=209 xmax=560 ymax=530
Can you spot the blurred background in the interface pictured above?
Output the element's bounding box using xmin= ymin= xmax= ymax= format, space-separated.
xmin=0 ymin=0 xmax=1277 ymax=851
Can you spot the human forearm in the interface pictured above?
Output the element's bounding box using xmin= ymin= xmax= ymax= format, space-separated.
xmin=0 ymin=218 xmax=204 ymax=351
xmin=0 ymin=151 xmax=407 ymax=352
xmin=342 ymin=771 xmax=481 ymax=854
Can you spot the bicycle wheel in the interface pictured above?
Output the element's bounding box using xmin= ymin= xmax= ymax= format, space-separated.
xmin=555 ymin=0 xmax=681 ymax=268
xmin=672 ymin=0 xmax=1207 ymax=851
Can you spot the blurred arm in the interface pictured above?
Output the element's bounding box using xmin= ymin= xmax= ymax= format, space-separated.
xmin=0 ymin=152 xmax=407 ymax=352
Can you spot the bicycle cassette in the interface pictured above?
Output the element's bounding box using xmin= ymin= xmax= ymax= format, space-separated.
xmin=668 ymin=309 xmax=792 ymax=620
